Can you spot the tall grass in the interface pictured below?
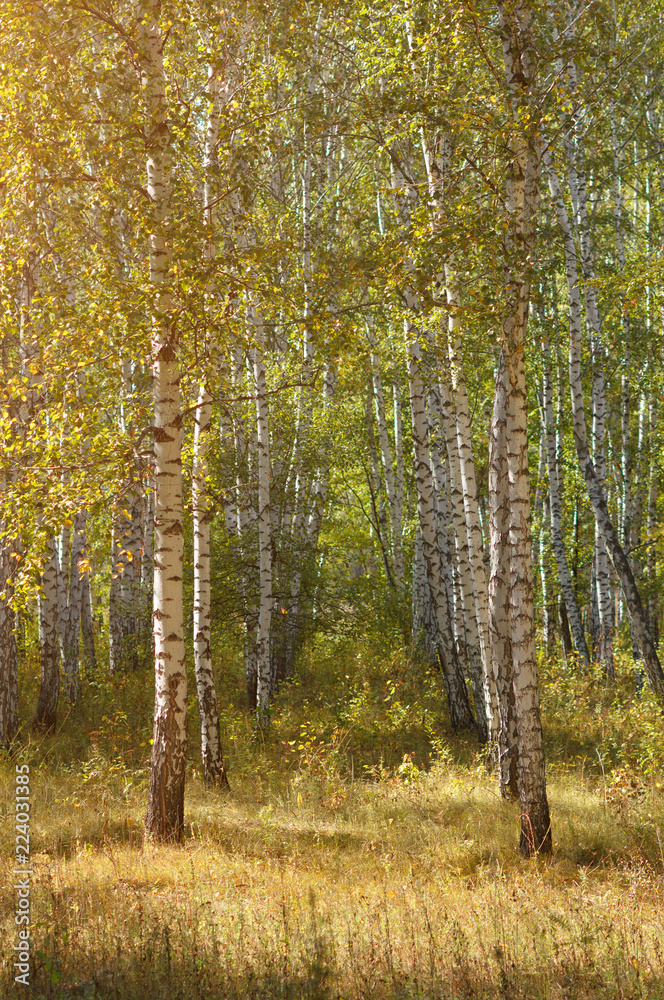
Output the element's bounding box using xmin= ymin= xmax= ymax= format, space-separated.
xmin=1 ymin=634 xmax=663 ymax=998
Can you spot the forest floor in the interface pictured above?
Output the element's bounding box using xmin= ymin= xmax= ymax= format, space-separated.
xmin=1 ymin=632 xmax=664 ymax=999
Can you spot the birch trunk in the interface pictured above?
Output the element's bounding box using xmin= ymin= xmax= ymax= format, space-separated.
xmin=435 ymin=381 xmax=488 ymax=741
xmin=407 ymin=334 xmax=475 ymax=732
xmin=306 ymin=358 xmax=338 ymax=546
xmin=645 ymin=399 xmax=658 ymax=645
xmin=109 ymin=532 xmax=123 ymax=674
xmin=420 ymin=130 xmax=495 ymax=736
xmin=252 ymin=319 xmax=273 ymax=724
xmin=488 ymin=351 xmax=518 ymax=799
xmin=35 ymin=538 xmax=60 ymax=733
xmin=80 ymin=569 xmax=97 ymax=675
xmin=565 ymin=70 xmax=614 ymax=678
xmin=140 ymin=0 xmax=187 ymax=841
xmin=192 ymin=386 xmax=228 ymax=785
xmin=59 ymin=512 xmax=85 ymax=704
xmin=231 ymin=347 xmax=259 ymax=708
xmin=190 ymin=59 xmax=228 ymax=784
xmin=412 ymin=526 xmax=438 ymax=663
xmin=366 ymin=316 xmax=403 ymax=587
xmin=545 ymin=152 xmax=664 ymax=699
xmin=541 ymin=330 xmax=590 ymax=664
xmin=426 ymin=391 xmax=457 ymax=639
xmin=141 ymin=481 xmax=155 ymax=627
xmin=446 ymin=297 xmax=495 ymax=738
xmin=0 ymin=534 xmax=18 ymax=747
xmin=393 ymin=383 xmax=405 ymax=528
xmin=498 ymin=0 xmax=551 ymax=854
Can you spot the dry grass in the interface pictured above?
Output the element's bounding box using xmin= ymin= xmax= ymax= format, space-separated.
xmin=1 ymin=636 xmax=664 ymax=998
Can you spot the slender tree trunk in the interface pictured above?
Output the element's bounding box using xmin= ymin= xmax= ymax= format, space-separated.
xmin=252 ymin=319 xmax=273 ymax=723
xmin=80 ymin=568 xmax=97 ymax=675
xmin=646 ymin=399 xmax=659 ymax=645
xmin=35 ymin=538 xmax=60 ymax=733
xmin=427 ymin=390 xmax=457 ymax=648
xmin=488 ymin=350 xmax=518 ymax=799
xmin=498 ymin=0 xmax=551 ymax=854
xmin=190 ymin=60 xmax=228 ymax=784
xmin=407 ymin=334 xmax=475 ymax=732
xmin=437 ymin=379 xmax=488 ymax=741
xmin=59 ymin=512 xmax=85 ymax=703
xmin=565 ymin=70 xmax=614 ymax=678
xmin=539 ymin=493 xmax=556 ymax=655
xmin=412 ymin=526 xmax=438 ymax=664
xmin=0 ymin=533 xmax=18 ymax=748
xmin=141 ymin=0 xmax=187 ymax=841
xmin=393 ymin=383 xmax=405 ymax=531
xmin=541 ymin=330 xmax=590 ymax=664
xmin=366 ymin=315 xmax=403 ymax=586
xmin=141 ymin=480 xmax=154 ymax=629
xmin=109 ymin=531 xmax=123 ymax=674
xmin=230 ymin=347 xmax=260 ymax=708
xmin=420 ymin=130 xmax=495 ymax=738
xmin=192 ymin=386 xmax=228 ymax=785
xmin=446 ymin=304 xmax=495 ymax=738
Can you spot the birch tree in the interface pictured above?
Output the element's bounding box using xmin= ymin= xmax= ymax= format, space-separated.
xmin=139 ymin=0 xmax=187 ymax=841
xmin=496 ymin=0 xmax=551 ymax=854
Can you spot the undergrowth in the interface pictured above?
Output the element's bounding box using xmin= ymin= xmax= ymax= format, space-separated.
xmin=1 ymin=632 xmax=663 ymax=998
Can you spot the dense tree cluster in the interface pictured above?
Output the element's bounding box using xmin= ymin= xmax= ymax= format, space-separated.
xmin=1 ymin=0 xmax=663 ymax=852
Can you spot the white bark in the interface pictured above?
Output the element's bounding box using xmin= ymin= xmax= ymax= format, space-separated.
xmin=488 ymin=350 xmax=519 ymax=799
xmin=497 ymin=0 xmax=551 ymax=854
xmin=193 ymin=386 xmax=227 ymax=784
xmin=140 ymin=0 xmax=187 ymax=841
xmin=190 ymin=58 xmax=228 ymax=784
xmin=541 ymin=331 xmax=590 ymax=664
xmin=438 ymin=378 xmax=488 ymax=740
xmin=366 ymin=315 xmax=404 ymax=587
xmin=412 ymin=525 xmax=438 ymax=663
xmin=419 ymin=128 xmax=495 ymax=738
xmin=252 ymin=316 xmax=273 ymax=724
xmin=0 ymin=533 xmax=18 ymax=747
xmin=565 ymin=55 xmax=614 ymax=677
xmin=35 ymin=538 xmax=60 ymax=732
xmin=58 ymin=512 xmax=85 ymax=703
xmin=407 ymin=333 xmax=474 ymax=732
xmin=446 ymin=290 xmax=496 ymax=739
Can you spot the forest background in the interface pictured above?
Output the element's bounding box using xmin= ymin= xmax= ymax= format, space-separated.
xmin=1 ymin=0 xmax=664 ymax=996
